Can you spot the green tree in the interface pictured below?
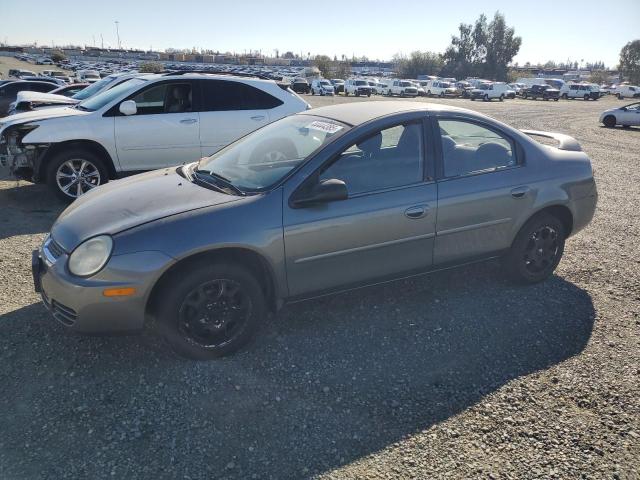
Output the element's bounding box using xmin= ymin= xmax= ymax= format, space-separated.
xmin=139 ymin=62 xmax=164 ymax=73
xmin=313 ymin=55 xmax=333 ymax=78
xmin=50 ymin=50 xmax=66 ymax=62
xmin=619 ymin=40 xmax=640 ymax=84
xmin=442 ymin=11 xmax=521 ymax=81
xmin=395 ymin=51 xmax=443 ymax=78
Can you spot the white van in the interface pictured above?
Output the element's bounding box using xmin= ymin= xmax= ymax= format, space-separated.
xmin=387 ymin=80 xmax=418 ymax=97
xmin=424 ymin=80 xmax=457 ymax=97
xmin=344 ymin=79 xmax=373 ymax=96
xmin=470 ymin=82 xmax=515 ymax=101
xmin=76 ymin=70 xmax=101 ymax=83
xmin=310 ymin=79 xmax=335 ymax=96
xmin=560 ymin=83 xmax=599 ymax=100
xmin=614 ymin=85 xmax=640 ymax=99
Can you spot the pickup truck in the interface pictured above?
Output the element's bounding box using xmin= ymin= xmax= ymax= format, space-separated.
xmin=521 ymin=84 xmax=560 ymax=101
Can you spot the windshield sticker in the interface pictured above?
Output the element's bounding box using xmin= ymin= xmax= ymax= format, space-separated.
xmin=306 ymin=121 xmax=344 ymax=134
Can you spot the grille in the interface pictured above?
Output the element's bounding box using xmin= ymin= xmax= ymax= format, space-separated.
xmin=44 ymin=237 xmax=65 ymax=260
xmin=51 ymin=300 xmax=78 ymax=326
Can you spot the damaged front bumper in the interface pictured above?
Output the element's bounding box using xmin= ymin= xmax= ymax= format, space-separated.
xmin=0 ymin=125 xmax=47 ymax=181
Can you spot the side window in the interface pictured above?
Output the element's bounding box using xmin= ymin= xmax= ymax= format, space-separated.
xmin=438 ymin=119 xmax=516 ymax=178
xmin=130 ymin=82 xmax=192 ymax=115
xmin=31 ymin=83 xmax=55 ymax=93
xmin=321 ymin=122 xmax=424 ymax=195
xmin=201 ymin=80 xmax=283 ymax=111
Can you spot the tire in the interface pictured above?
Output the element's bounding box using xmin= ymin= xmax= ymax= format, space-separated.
xmin=504 ymin=213 xmax=565 ymax=284
xmin=584 ymin=94 xmax=589 ymax=101
xmin=553 ymin=97 xmax=559 ymax=101
xmin=602 ymin=115 xmax=617 ymax=128
xmin=561 ymin=93 xmax=568 ymax=100
xmin=617 ymin=93 xmax=622 ymax=100
xmin=439 ymin=91 xmax=445 ymax=98
xmin=522 ymin=92 xmax=528 ymax=99
xmin=345 ymin=91 xmax=348 ymax=96
xmin=46 ymin=149 xmax=109 ymax=202
xmin=484 ymin=94 xmax=489 ymax=102
xmin=471 ymin=97 xmax=475 ymax=101
xmin=427 ymin=90 xmax=431 ymax=97
xmin=311 ymin=89 xmax=315 ymax=96
xmin=499 ymin=94 xmax=504 ymax=102
xmin=156 ymin=263 xmax=266 ymax=360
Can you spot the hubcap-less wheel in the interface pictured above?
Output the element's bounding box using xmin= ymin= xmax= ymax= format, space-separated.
xmin=523 ymin=226 xmax=560 ymax=275
xmin=603 ymin=115 xmax=616 ymax=128
xmin=178 ymin=279 xmax=252 ymax=349
xmin=56 ymin=159 xmax=101 ymax=198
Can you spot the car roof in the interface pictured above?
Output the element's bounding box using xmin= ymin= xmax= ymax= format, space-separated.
xmin=299 ymin=101 xmax=471 ymax=126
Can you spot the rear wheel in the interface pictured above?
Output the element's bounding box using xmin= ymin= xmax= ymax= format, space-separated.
xmin=504 ymin=213 xmax=565 ymax=284
xmin=156 ymin=263 xmax=266 ymax=360
xmin=562 ymin=93 xmax=568 ymax=100
xmin=603 ymin=115 xmax=616 ymax=128
xmin=499 ymin=94 xmax=504 ymax=102
xmin=484 ymin=94 xmax=489 ymax=102
xmin=617 ymin=93 xmax=622 ymax=100
xmin=46 ymin=149 xmax=108 ymax=202
xmin=522 ymin=92 xmax=528 ymax=99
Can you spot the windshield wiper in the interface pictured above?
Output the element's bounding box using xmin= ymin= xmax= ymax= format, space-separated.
xmin=194 ymin=169 xmax=245 ymax=196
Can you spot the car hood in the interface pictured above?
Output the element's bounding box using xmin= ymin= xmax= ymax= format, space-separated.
xmin=0 ymin=106 xmax=87 ymax=131
xmin=51 ymin=167 xmax=244 ymax=251
xmin=15 ymin=91 xmax=79 ymax=105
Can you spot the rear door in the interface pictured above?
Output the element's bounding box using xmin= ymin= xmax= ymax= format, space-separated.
xmin=113 ymin=80 xmax=201 ymax=170
xmin=433 ymin=116 xmax=533 ymax=265
xmin=197 ymin=79 xmax=280 ymax=157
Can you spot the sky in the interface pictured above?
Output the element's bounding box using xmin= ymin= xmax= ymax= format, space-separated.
xmin=1 ymin=0 xmax=638 ymax=68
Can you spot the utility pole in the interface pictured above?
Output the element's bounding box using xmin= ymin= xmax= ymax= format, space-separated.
xmin=114 ymin=21 xmax=121 ymax=50
xmin=101 ymin=34 xmax=104 ymax=49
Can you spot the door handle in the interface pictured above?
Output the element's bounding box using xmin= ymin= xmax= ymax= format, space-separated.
xmin=180 ymin=118 xmax=198 ymax=124
xmin=251 ymin=115 xmax=266 ymax=121
xmin=511 ymin=186 xmax=530 ymax=198
xmin=404 ymin=205 xmax=429 ymax=219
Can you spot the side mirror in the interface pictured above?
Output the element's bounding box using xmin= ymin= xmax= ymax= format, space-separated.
xmin=119 ymin=100 xmax=137 ymax=116
xmin=291 ymin=178 xmax=348 ymax=208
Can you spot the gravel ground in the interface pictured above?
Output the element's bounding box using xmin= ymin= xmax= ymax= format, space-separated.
xmin=0 ymin=94 xmax=638 ymax=479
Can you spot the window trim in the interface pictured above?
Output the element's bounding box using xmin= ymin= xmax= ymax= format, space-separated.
xmin=299 ymin=117 xmax=433 ymax=200
xmin=197 ymin=79 xmax=283 ymax=112
xmin=432 ymin=114 xmax=525 ymax=182
xmin=104 ymin=79 xmax=197 ymax=117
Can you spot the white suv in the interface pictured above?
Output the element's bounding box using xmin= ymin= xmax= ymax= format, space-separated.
xmin=310 ymin=79 xmax=335 ymax=96
xmin=0 ymin=73 xmax=310 ymax=201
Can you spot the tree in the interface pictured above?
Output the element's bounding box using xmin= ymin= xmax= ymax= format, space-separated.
xmin=619 ymin=40 xmax=640 ymax=84
xmin=589 ymin=70 xmax=610 ymax=85
xmin=442 ymin=11 xmax=521 ymax=81
xmin=282 ymin=51 xmax=295 ymax=59
xmin=334 ymin=62 xmax=351 ymax=79
xmin=50 ymin=50 xmax=66 ymax=62
xmin=313 ymin=55 xmax=333 ymax=78
xmin=395 ymin=51 xmax=443 ymax=78
xmin=139 ymin=62 xmax=164 ymax=73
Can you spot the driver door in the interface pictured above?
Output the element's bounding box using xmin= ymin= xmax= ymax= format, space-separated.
xmin=114 ymin=81 xmax=201 ymax=171
xmin=283 ymin=120 xmax=437 ymax=297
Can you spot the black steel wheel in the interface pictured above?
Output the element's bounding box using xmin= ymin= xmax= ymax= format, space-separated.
xmin=504 ymin=213 xmax=565 ymax=284
xmin=157 ymin=263 xmax=266 ymax=359
xmin=603 ymin=115 xmax=616 ymax=128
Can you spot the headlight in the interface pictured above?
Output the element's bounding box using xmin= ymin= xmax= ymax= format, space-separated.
xmin=68 ymin=235 xmax=113 ymax=277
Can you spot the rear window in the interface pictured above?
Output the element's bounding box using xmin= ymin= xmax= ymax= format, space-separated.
xmin=201 ymin=80 xmax=283 ymax=111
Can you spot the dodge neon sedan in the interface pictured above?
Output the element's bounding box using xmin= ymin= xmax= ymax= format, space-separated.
xmin=33 ymin=102 xmax=598 ymax=359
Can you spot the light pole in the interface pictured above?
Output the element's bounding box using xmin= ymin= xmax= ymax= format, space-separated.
xmin=115 ymin=21 xmax=121 ymax=50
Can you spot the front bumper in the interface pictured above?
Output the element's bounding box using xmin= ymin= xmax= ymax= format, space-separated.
xmin=33 ymin=239 xmax=174 ymax=333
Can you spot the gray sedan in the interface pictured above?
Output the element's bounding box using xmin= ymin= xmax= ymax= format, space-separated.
xmin=33 ymin=102 xmax=598 ymax=359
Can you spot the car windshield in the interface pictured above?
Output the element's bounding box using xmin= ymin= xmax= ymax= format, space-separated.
xmin=478 ymin=83 xmax=490 ymax=90
xmin=320 ymin=80 xmax=331 ymax=86
xmin=355 ymin=81 xmax=367 ymax=86
xmin=400 ymin=81 xmax=412 ymax=87
xmin=71 ymin=76 xmax=120 ymax=100
xmin=197 ymin=115 xmax=349 ymax=192
xmin=76 ymin=78 xmax=146 ymax=112
xmin=441 ymin=82 xmax=451 ymax=87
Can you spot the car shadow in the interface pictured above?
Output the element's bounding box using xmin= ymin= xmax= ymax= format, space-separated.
xmin=0 ymin=180 xmax=64 ymax=240
xmin=0 ymin=262 xmax=594 ymax=479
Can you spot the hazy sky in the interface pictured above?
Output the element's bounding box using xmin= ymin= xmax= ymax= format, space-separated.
xmin=1 ymin=0 xmax=638 ymax=67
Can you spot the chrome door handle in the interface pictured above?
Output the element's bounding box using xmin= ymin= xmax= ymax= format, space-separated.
xmin=180 ymin=118 xmax=198 ymax=124
xmin=251 ymin=115 xmax=266 ymax=121
xmin=405 ymin=205 xmax=429 ymax=219
xmin=511 ymin=186 xmax=530 ymax=198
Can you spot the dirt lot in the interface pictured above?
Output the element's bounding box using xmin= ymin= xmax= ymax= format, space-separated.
xmin=0 ymin=57 xmax=56 ymax=78
xmin=0 ymin=94 xmax=638 ymax=479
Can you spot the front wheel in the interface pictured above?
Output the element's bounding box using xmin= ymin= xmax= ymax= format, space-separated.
xmin=156 ymin=263 xmax=266 ymax=360
xmin=46 ymin=149 xmax=108 ymax=202
xmin=504 ymin=213 xmax=565 ymax=284
xmin=603 ymin=115 xmax=616 ymax=128
xmin=499 ymin=94 xmax=504 ymax=102
xmin=522 ymin=93 xmax=528 ymax=99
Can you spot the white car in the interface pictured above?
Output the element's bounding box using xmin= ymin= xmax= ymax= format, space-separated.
xmin=76 ymin=70 xmax=102 ymax=83
xmin=310 ymin=79 xmax=335 ymax=96
xmin=614 ymin=85 xmax=640 ymax=99
xmin=0 ymin=73 xmax=310 ymax=201
xmin=470 ymin=82 xmax=515 ymax=101
xmin=600 ymin=102 xmax=640 ymax=128
xmin=424 ymin=80 xmax=457 ymax=97
xmin=560 ymin=83 xmax=600 ymax=100
xmin=387 ymin=80 xmax=418 ymax=97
